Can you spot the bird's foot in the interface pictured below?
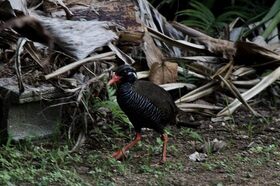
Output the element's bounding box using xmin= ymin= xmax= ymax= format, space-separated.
xmin=159 ymin=158 xmax=166 ymax=164
xmin=112 ymin=149 xmax=127 ymax=160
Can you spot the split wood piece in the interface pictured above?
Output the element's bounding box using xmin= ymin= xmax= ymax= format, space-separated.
xmin=168 ymin=56 xmax=218 ymax=77
xmin=231 ymin=67 xmax=256 ymax=79
xmin=178 ymin=108 xmax=215 ymax=116
xmin=49 ymin=0 xmax=145 ymax=43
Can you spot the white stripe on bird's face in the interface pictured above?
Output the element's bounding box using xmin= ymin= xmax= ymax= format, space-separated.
xmin=128 ymin=71 xmax=137 ymax=78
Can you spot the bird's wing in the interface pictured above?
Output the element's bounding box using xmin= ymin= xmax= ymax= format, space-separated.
xmin=133 ymin=80 xmax=177 ymax=116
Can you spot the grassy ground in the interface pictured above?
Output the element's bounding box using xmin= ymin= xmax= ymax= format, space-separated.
xmin=0 ymin=107 xmax=279 ymax=186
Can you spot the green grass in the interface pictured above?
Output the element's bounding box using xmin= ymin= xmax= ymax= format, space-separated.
xmin=0 ymin=129 xmax=279 ymax=185
xmin=0 ymin=130 xmax=184 ymax=185
xmin=0 ymin=142 xmax=87 ymax=185
xmin=202 ymin=143 xmax=280 ymax=172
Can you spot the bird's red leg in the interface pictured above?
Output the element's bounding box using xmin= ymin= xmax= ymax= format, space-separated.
xmin=160 ymin=133 xmax=168 ymax=164
xmin=112 ymin=132 xmax=142 ymax=160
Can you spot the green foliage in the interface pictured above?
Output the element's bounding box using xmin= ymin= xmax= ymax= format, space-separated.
xmin=93 ymin=86 xmax=131 ymax=126
xmin=180 ymin=128 xmax=203 ymax=142
xmin=177 ymin=1 xmax=262 ymax=36
xmin=178 ymin=62 xmax=200 ymax=84
xmin=249 ymin=144 xmax=278 ymax=154
xmin=202 ymin=159 xmax=235 ymax=174
xmin=177 ymin=1 xmax=217 ymax=33
xmin=149 ymin=0 xmax=273 ymax=37
xmin=87 ymin=152 xmax=129 ymax=185
xmin=0 ymin=144 xmax=87 ymax=185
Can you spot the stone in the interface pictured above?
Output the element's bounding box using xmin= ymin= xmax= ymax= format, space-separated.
xmin=7 ymin=101 xmax=61 ymax=141
xmin=0 ymin=77 xmax=64 ymax=142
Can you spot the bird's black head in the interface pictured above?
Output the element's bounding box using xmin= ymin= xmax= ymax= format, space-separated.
xmin=108 ymin=65 xmax=137 ymax=85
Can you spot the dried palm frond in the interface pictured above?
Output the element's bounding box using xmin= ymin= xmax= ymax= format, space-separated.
xmin=218 ymin=66 xmax=280 ymax=116
xmin=45 ymin=52 xmax=116 ymax=80
xmin=176 ymin=81 xmax=218 ymax=103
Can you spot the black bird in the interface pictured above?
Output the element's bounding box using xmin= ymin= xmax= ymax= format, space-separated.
xmin=108 ymin=65 xmax=179 ymax=163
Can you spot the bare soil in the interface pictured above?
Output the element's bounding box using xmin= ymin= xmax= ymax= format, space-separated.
xmin=79 ymin=106 xmax=280 ymax=186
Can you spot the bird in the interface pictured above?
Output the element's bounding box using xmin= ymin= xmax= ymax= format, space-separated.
xmin=108 ymin=65 xmax=181 ymax=163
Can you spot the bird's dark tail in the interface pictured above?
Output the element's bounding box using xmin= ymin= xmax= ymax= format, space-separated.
xmin=175 ymin=109 xmax=201 ymax=128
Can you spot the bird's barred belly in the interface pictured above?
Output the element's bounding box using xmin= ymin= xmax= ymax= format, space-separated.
xmin=117 ymin=89 xmax=163 ymax=124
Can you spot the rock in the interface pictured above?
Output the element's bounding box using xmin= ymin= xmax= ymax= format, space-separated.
xmin=212 ymin=138 xmax=227 ymax=153
xmin=76 ymin=166 xmax=90 ymax=174
xmin=189 ymin=151 xmax=207 ymax=162
xmin=196 ymin=138 xmax=226 ymax=153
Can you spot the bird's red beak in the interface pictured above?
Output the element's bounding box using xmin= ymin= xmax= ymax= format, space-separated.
xmin=108 ymin=74 xmax=121 ymax=85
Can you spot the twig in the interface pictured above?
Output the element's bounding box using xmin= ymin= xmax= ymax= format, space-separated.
xmin=76 ymin=63 xmax=115 ymax=102
xmin=14 ymin=37 xmax=27 ymax=93
xmin=44 ymin=52 xmax=115 ymax=80
xmin=25 ymin=41 xmax=45 ymax=69
xmin=69 ymin=130 xmax=86 ymax=153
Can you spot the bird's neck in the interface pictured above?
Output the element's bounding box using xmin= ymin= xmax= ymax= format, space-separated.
xmin=117 ymin=82 xmax=134 ymax=96
xmin=116 ymin=82 xmax=137 ymax=112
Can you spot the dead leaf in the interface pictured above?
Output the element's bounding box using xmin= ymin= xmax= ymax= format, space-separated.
xmin=149 ymin=61 xmax=178 ymax=85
